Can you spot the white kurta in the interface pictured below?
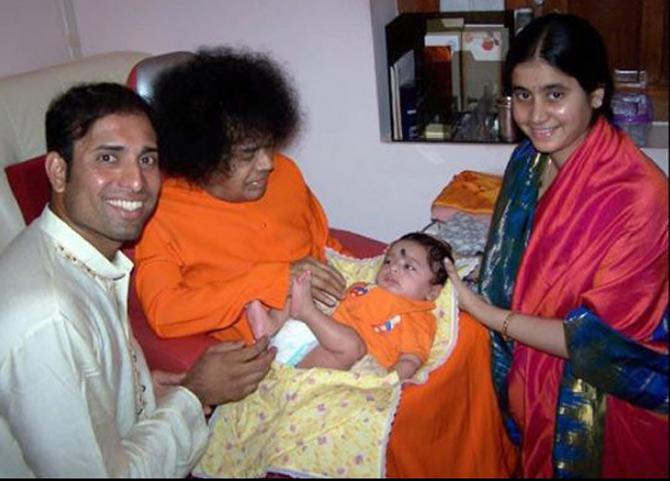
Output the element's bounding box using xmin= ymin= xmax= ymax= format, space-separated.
xmin=0 ymin=207 xmax=208 ymax=477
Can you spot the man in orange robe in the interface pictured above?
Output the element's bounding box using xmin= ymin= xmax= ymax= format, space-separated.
xmin=135 ymin=153 xmax=345 ymax=343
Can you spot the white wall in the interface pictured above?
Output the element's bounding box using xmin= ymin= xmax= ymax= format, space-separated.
xmin=0 ymin=0 xmax=71 ymax=78
xmin=1 ymin=0 xmax=667 ymax=242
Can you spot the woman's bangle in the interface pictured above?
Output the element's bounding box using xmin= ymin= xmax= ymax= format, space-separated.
xmin=501 ymin=310 xmax=515 ymax=341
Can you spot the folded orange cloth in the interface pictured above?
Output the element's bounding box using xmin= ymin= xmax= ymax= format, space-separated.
xmin=432 ymin=170 xmax=502 ymax=215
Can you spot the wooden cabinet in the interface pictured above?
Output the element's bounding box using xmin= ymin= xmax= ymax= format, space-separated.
xmin=396 ymin=0 xmax=668 ymax=120
xmin=398 ymin=0 xmax=440 ymax=13
xmin=385 ymin=10 xmax=516 ymax=142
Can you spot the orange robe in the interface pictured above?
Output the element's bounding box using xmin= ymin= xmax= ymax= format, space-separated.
xmin=134 ymin=154 xmax=344 ymax=343
xmin=387 ymin=312 xmax=518 ymax=477
xmin=333 ymin=283 xmax=436 ymax=368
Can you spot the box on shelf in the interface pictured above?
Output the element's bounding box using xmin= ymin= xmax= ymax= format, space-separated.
xmin=424 ymin=17 xmax=463 ymax=114
xmin=461 ymin=25 xmax=508 ymax=111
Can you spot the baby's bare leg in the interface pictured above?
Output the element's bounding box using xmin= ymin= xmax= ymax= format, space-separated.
xmin=291 ymin=272 xmax=366 ymax=370
xmin=246 ymin=300 xmax=289 ymax=340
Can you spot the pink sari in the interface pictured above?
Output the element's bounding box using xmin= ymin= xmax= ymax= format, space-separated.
xmin=509 ymin=118 xmax=668 ymax=477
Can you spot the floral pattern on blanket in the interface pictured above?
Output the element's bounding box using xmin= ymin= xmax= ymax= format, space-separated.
xmin=194 ymin=358 xmax=400 ymax=478
xmin=192 ymin=249 xmax=460 ymax=478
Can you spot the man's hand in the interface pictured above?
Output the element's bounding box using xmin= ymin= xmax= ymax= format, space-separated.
xmin=290 ymin=256 xmax=346 ymax=307
xmin=152 ymin=370 xmax=187 ymax=400
xmin=181 ymin=337 xmax=275 ymax=410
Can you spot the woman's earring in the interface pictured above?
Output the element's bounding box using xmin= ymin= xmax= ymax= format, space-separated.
xmin=591 ymin=88 xmax=605 ymax=109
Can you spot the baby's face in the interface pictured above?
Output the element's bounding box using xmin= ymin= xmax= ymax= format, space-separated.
xmin=375 ymin=240 xmax=441 ymax=301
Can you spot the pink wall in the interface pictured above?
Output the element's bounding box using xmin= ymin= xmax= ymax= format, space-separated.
xmin=0 ymin=0 xmax=71 ymax=78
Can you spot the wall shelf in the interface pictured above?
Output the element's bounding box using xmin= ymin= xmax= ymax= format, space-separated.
xmin=385 ymin=11 xmax=515 ymax=143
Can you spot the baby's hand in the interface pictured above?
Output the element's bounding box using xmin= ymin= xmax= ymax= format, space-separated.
xmin=290 ymin=256 xmax=345 ymax=307
xmin=393 ymin=354 xmax=422 ymax=381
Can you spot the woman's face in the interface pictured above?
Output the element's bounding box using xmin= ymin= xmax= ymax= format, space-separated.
xmin=204 ymin=141 xmax=274 ymax=203
xmin=511 ymin=58 xmax=603 ymax=167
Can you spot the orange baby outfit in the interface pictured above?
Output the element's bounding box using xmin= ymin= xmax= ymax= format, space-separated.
xmin=333 ymin=283 xmax=436 ymax=368
xmin=134 ymin=154 xmax=344 ymax=343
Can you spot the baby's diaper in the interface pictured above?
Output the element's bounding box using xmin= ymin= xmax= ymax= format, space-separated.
xmin=270 ymin=319 xmax=319 ymax=367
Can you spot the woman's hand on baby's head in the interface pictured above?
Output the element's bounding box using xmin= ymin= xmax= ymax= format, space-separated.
xmin=443 ymin=258 xmax=489 ymax=313
xmin=443 ymin=257 xmax=459 ymax=282
xmin=444 ymin=257 xmax=470 ymax=308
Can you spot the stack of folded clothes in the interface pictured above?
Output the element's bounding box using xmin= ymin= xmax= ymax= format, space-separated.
xmin=423 ymin=170 xmax=503 ymax=283
xmin=431 ymin=170 xmax=502 ymax=223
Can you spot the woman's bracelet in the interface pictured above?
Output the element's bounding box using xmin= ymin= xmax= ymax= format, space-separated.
xmin=501 ymin=310 xmax=515 ymax=341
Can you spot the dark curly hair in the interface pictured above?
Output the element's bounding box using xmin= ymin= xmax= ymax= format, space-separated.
xmin=152 ymin=46 xmax=301 ymax=183
xmin=503 ymin=13 xmax=614 ymax=124
xmin=394 ymin=232 xmax=453 ymax=286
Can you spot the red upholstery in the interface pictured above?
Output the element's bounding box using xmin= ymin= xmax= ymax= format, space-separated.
xmin=5 ymin=152 xmax=387 ymax=373
xmin=330 ymin=228 xmax=386 ymax=258
xmin=5 ymin=155 xmax=49 ymax=225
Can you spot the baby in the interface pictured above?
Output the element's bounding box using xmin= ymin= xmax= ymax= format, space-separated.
xmin=247 ymin=232 xmax=453 ymax=380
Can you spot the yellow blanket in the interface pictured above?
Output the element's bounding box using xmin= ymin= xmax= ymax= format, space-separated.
xmin=193 ymin=249 xmax=459 ymax=478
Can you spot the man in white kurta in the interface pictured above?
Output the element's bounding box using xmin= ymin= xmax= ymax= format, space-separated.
xmin=0 ymin=207 xmax=208 ymax=476
xmin=0 ymin=82 xmax=274 ymax=476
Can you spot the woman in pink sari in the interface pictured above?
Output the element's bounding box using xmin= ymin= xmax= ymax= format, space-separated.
xmin=447 ymin=13 xmax=668 ymax=478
